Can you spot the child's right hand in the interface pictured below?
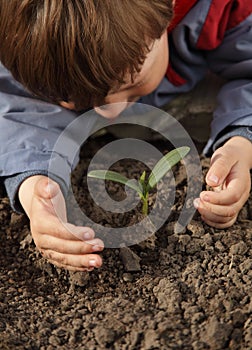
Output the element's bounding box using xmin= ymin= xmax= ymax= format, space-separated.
xmin=18 ymin=175 xmax=104 ymax=271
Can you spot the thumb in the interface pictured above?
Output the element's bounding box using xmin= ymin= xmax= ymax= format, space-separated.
xmin=34 ymin=177 xmax=67 ymax=221
xmin=206 ymin=151 xmax=235 ymax=188
xmin=34 ymin=177 xmax=61 ymax=200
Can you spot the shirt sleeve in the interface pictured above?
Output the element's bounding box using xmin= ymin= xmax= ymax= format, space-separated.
xmin=0 ymin=64 xmax=97 ymax=212
xmin=211 ymin=126 xmax=252 ymax=153
xmin=4 ymin=171 xmax=69 ymax=214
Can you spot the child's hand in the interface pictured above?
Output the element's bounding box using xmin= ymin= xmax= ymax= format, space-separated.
xmin=19 ymin=175 xmax=104 ymax=271
xmin=194 ymin=136 xmax=252 ymax=228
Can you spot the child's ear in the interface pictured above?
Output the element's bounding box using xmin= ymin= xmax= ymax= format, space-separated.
xmin=59 ymin=101 xmax=76 ymax=110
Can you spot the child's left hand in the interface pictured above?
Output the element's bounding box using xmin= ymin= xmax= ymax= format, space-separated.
xmin=193 ymin=136 xmax=252 ymax=228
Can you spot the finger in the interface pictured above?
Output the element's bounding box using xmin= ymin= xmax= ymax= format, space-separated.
xmin=59 ymin=222 xmax=97 ymax=242
xmin=200 ymin=188 xmax=243 ymax=206
xmin=41 ymin=250 xmax=103 ymax=269
xmin=47 ymin=260 xmax=94 ymax=272
xmin=194 ymin=198 xmax=237 ymax=218
xmin=31 ymin=213 xmax=96 ymax=241
xmin=201 ymin=215 xmax=237 ymax=229
xmin=39 ymin=236 xmax=104 ymax=254
xmin=206 ymin=149 xmax=236 ymax=188
xmin=201 ymin=170 xmax=249 ymax=208
xmin=200 ymin=210 xmax=235 ymax=224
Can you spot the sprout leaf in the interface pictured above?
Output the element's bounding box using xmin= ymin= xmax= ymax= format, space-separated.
xmin=88 ymin=170 xmax=143 ymax=196
xmin=147 ymin=146 xmax=190 ymax=189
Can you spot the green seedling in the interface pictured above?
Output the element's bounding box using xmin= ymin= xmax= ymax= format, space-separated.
xmin=88 ymin=146 xmax=190 ymax=215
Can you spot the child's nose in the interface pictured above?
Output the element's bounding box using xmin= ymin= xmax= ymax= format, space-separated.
xmin=94 ymin=102 xmax=130 ymax=119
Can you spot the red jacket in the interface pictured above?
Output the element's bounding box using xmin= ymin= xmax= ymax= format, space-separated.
xmin=167 ymin=0 xmax=252 ymax=85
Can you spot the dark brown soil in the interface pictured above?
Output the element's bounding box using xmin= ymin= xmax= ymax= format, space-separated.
xmin=0 ymin=134 xmax=252 ymax=350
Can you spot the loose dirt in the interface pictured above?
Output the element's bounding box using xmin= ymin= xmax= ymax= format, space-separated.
xmin=0 ymin=134 xmax=251 ymax=350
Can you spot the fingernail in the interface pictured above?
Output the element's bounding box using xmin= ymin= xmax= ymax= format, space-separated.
xmin=92 ymin=245 xmax=102 ymax=252
xmin=82 ymin=231 xmax=93 ymax=240
xmin=203 ymin=194 xmax=210 ymax=202
xmin=46 ymin=183 xmax=55 ymax=193
xmin=208 ymin=174 xmax=219 ymax=184
xmin=193 ymin=198 xmax=200 ymax=209
xmin=89 ymin=259 xmax=97 ymax=267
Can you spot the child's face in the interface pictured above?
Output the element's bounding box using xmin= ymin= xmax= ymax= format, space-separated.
xmin=61 ymin=31 xmax=169 ymax=118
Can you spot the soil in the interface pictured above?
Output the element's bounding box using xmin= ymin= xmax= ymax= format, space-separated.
xmin=0 ymin=133 xmax=252 ymax=350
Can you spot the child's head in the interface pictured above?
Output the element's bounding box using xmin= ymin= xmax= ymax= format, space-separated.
xmin=0 ymin=1 xmax=173 ymax=114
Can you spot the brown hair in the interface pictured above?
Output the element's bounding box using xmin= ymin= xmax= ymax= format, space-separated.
xmin=0 ymin=0 xmax=173 ymax=110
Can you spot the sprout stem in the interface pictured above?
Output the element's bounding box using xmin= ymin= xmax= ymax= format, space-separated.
xmin=142 ymin=195 xmax=149 ymax=216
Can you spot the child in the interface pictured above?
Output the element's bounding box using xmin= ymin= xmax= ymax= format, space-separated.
xmin=0 ymin=0 xmax=251 ymax=272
